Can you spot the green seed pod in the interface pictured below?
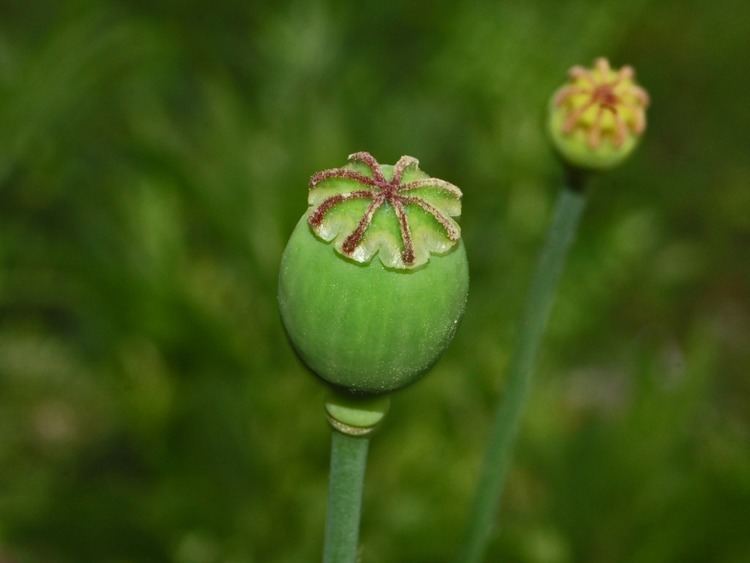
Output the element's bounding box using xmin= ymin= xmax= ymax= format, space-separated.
xmin=278 ymin=152 xmax=469 ymax=394
xmin=548 ymin=57 xmax=650 ymax=171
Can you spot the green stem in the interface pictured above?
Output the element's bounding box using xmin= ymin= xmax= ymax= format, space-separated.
xmin=323 ymin=429 xmax=370 ymax=563
xmin=457 ymin=179 xmax=588 ymax=563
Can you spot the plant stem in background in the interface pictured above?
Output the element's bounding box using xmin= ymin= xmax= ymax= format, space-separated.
xmin=323 ymin=430 xmax=370 ymax=563
xmin=457 ymin=174 xmax=588 ymax=563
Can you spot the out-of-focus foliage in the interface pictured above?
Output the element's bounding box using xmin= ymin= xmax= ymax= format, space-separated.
xmin=0 ymin=1 xmax=748 ymax=562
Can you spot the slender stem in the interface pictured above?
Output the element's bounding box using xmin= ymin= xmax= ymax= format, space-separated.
xmin=457 ymin=178 xmax=588 ymax=563
xmin=323 ymin=430 xmax=370 ymax=563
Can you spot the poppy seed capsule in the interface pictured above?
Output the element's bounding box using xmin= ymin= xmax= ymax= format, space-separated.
xmin=548 ymin=57 xmax=650 ymax=171
xmin=278 ymin=152 xmax=469 ymax=394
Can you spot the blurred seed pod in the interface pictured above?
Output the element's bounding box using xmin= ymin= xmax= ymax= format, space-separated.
xmin=548 ymin=57 xmax=650 ymax=171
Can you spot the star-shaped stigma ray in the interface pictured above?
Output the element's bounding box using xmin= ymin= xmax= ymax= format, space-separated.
xmin=553 ymin=57 xmax=650 ymax=149
xmin=307 ymin=152 xmax=462 ymax=269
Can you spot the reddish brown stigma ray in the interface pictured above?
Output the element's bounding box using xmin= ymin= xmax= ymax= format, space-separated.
xmin=308 ymin=152 xmax=461 ymax=266
xmin=555 ymin=57 xmax=650 ymax=149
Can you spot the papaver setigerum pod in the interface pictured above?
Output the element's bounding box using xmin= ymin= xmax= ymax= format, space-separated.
xmin=548 ymin=57 xmax=650 ymax=170
xmin=278 ymin=152 xmax=469 ymax=394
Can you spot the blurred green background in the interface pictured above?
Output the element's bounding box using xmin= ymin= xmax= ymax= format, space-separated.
xmin=1 ymin=0 xmax=748 ymax=562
